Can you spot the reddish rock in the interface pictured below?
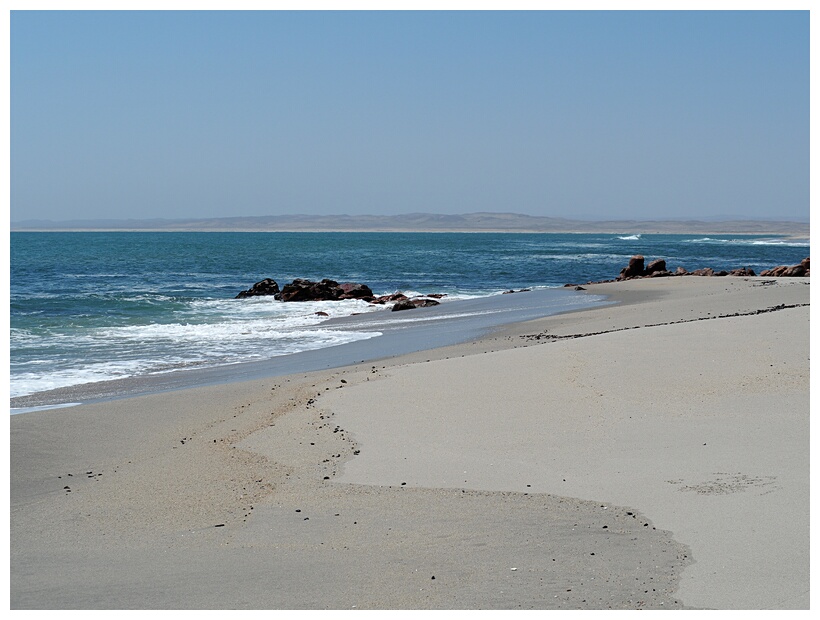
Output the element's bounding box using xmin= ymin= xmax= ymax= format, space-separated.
xmin=645 ymin=259 xmax=667 ymax=275
xmin=782 ymin=265 xmax=806 ymax=277
xmin=615 ymin=255 xmax=671 ymax=280
xmin=337 ymin=282 xmax=374 ymax=300
xmin=617 ymin=255 xmax=646 ymax=280
xmin=691 ymin=267 xmax=715 ymax=277
xmin=728 ymin=267 xmax=756 ymax=276
xmin=760 ymin=258 xmax=810 ymax=277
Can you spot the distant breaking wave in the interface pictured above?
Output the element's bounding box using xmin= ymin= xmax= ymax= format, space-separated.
xmin=684 ymin=237 xmax=810 ymax=248
xmin=616 ymin=234 xmax=641 ymax=240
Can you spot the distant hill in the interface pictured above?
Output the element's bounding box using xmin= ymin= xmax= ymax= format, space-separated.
xmin=10 ymin=212 xmax=810 ymax=236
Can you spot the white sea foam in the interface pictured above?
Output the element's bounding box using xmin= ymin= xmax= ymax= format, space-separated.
xmin=9 ymin=325 xmax=383 ymax=399
xmin=10 ymin=361 xmax=158 ymax=398
xmin=396 ymin=290 xmax=489 ymax=302
xmin=617 ymin=234 xmax=641 ymax=240
xmin=9 ymin=296 xmax=407 ymax=399
xmin=748 ymin=239 xmax=810 ymax=247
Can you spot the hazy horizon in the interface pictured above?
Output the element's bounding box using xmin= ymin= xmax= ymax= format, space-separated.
xmin=9 ymin=210 xmax=812 ymax=225
xmin=10 ymin=211 xmax=810 ymax=238
xmin=11 ymin=10 xmax=810 ymax=223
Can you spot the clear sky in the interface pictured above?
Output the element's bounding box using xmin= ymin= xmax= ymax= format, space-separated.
xmin=10 ymin=9 xmax=810 ymax=222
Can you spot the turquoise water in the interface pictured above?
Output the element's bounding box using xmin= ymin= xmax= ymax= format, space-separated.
xmin=10 ymin=231 xmax=809 ymax=399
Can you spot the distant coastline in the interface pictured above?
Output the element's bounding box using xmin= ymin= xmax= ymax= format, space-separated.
xmin=10 ymin=212 xmax=810 ymax=236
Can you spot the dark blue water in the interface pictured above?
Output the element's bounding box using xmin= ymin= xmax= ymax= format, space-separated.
xmin=10 ymin=231 xmax=809 ymax=400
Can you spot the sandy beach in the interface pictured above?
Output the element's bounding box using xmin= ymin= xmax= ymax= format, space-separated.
xmin=10 ymin=276 xmax=810 ymax=609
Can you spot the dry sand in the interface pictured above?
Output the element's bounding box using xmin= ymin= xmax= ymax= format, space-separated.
xmin=10 ymin=276 xmax=810 ymax=609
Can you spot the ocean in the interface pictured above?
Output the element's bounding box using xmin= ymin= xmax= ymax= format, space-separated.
xmin=10 ymin=231 xmax=809 ymax=406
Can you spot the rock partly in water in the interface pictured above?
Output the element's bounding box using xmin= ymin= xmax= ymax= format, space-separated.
xmin=391 ymin=298 xmax=441 ymax=312
xmin=279 ymin=278 xmax=338 ymax=302
xmin=278 ymin=279 xmax=374 ymax=302
xmin=235 ymin=278 xmax=281 ymax=299
xmin=370 ymin=292 xmax=409 ymax=305
xmin=337 ymin=282 xmax=374 ymax=300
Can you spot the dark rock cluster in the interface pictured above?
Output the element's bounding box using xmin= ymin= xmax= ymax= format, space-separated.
xmin=615 ymin=255 xmax=767 ymax=280
xmin=235 ymin=277 xmax=443 ymax=311
xmin=566 ymin=255 xmax=809 ymax=287
xmin=235 ymin=278 xmax=280 ymax=298
xmin=236 ymin=278 xmax=373 ymax=301
xmin=617 ymin=256 xmax=671 ymax=280
xmin=278 ymin=279 xmax=374 ymax=302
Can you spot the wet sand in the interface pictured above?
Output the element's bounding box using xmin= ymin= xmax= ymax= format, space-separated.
xmin=10 ymin=276 xmax=810 ymax=609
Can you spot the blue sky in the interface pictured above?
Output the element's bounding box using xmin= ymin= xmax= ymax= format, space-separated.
xmin=10 ymin=10 xmax=810 ymax=222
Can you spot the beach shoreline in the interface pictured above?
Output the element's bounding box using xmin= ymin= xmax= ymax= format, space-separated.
xmin=10 ymin=276 xmax=810 ymax=609
xmin=10 ymin=287 xmax=610 ymax=411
